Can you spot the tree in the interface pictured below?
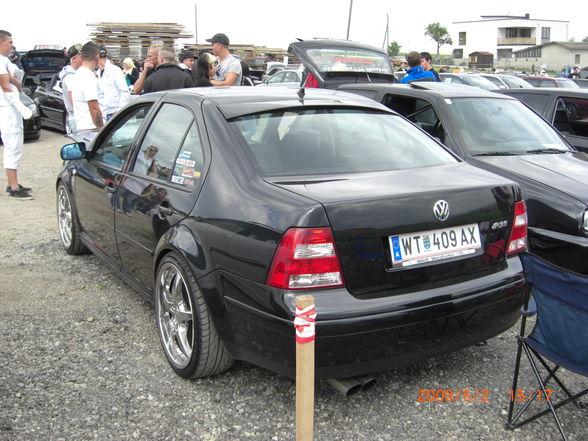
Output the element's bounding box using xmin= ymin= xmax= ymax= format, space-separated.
xmin=583 ymin=36 xmax=588 ymax=43
xmin=425 ymin=22 xmax=453 ymax=57
xmin=387 ymin=41 xmax=401 ymax=56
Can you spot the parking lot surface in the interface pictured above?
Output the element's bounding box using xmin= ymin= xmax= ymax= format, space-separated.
xmin=0 ymin=130 xmax=585 ymax=441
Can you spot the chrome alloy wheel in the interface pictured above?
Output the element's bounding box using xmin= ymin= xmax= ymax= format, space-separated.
xmin=57 ymin=185 xmax=73 ymax=248
xmin=156 ymin=262 xmax=195 ymax=369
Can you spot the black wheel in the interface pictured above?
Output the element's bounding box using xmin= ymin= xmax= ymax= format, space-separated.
xmin=155 ymin=252 xmax=232 ymax=378
xmin=56 ymin=182 xmax=88 ymax=255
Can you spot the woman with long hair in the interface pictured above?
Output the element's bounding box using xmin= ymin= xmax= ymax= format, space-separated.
xmin=122 ymin=58 xmax=139 ymax=87
xmin=191 ymin=52 xmax=218 ymax=87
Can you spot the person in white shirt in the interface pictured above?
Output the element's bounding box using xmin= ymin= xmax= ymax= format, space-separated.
xmin=71 ymin=42 xmax=103 ymax=131
xmin=0 ymin=29 xmax=33 ymax=199
xmin=206 ymin=33 xmax=242 ymax=87
xmin=97 ymin=47 xmax=130 ymax=122
xmin=57 ymin=44 xmax=82 ymax=133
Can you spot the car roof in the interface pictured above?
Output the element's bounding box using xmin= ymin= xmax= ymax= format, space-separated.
xmin=161 ymin=86 xmax=391 ymax=119
xmin=338 ymin=82 xmax=512 ymax=99
xmin=500 ymin=87 xmax=588 ymax=96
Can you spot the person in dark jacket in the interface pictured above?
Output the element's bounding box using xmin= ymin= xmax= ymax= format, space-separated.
xmin=420 ymin=52 xmax=441 ymax=81
xmin=191 ymin=52 xmax=217 ymax=87
xmin=142 ymin=47 xmax=192 ymax=94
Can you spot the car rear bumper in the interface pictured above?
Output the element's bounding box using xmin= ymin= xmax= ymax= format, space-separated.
xmin=216 ymin=256 xmax=526 ymax=379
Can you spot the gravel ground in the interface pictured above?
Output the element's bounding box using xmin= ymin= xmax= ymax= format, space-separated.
xmin=0 ymin=130 xmax=586 ymax=441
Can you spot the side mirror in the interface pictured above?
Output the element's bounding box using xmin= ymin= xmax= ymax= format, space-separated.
xmin=60 ymin=142 xmax=86 ymax=160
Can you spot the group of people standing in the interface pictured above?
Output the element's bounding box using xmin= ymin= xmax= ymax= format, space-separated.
xmin=400 ymin=51 xmax=441 ymax=84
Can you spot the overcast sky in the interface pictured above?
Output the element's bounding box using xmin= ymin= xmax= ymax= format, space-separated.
xmin=7 ymin=1 xmax=588 ymax=53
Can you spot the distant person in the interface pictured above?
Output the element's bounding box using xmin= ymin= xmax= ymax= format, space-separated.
xmin=397 ymin=61 xmax=407 ymax=72
xmin=97 ymin=47 xmax=130 ymax=121
xmin=568 ymin=66 xmax=580 ymax=79
xmin=0 ymin=29 xmax=33 ymax=199
xmin=9 ymin=47 xmax=22 ymax=69
xmin=191 ymin=52 xmax=217 ymax=87
xmin=133 ymin=44 xmax=161 ymax=94
xmin=58 ymin=43 xmax=83 ymax=133
xmin=206 ymin=33 xmax=242 ymax=86
xmin=420 ymin=52 xmax=440 ymax=81
xmin=400 ymin=51 xmax=436 ymax=84
xmin=178 ymin=50 xmax=195 ymax=73
xmin=71 ymin=42 xmax=103 ymax=130
xmin=122 ymin=58 xmax=139 ymax=87
xmin=142 ymin=47 xmax=192 ymax=93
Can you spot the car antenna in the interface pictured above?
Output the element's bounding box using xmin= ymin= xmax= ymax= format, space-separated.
xmin=297 ymin=86 xmax=305 ymax=104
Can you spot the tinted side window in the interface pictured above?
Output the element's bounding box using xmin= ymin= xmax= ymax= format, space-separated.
xmin=508 ymin=93 xmax=549 ymax=114
xmin=93 ymin=104 xmax=152 ymax=169
xmin=134 ymin=103 xmax=193 ymax=182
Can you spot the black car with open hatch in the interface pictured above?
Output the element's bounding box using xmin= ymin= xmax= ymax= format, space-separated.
xmin=56 ymin=87 xmax=527 ymax=380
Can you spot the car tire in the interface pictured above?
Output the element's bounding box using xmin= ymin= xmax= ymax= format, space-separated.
xmin=56 ymin=181 xmax=88 ymax=255
xmin=155 ymin=252 xmax=233 ymax=379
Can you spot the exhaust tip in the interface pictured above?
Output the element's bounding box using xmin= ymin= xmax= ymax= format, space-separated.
xmin=325 ymin=378 xmax=362 ymax=396
xmin=355 ymin=374 xmax=377 ymax=391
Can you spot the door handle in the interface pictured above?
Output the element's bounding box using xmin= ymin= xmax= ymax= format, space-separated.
xmin=157 ymin=205 xmax=173 ymax=217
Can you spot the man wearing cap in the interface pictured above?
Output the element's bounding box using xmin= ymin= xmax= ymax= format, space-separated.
xmin=207 ymin=33 xmax=242 ymax=87
xmin=97 ymin=47 xmax=130 ymax=122
xmin=57 ymin=43 xmax=82 ymax=133
xmin=71 ymin=42 xmax=103 ymax=131
xmin=0 ymin=29 xmax=33 ymax=199
xmin=178 ymin=50 xmax=195 ymax=73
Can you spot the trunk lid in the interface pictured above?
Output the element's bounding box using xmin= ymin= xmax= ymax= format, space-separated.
xmin=272 ymin=164 xmax=519 ymax=297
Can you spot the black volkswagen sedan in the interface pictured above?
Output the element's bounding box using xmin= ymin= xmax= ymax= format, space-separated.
xmin=337 ymin=82 xmax=588 ymax=273
xmin=56 ymin=87 xmax=527 ymax=380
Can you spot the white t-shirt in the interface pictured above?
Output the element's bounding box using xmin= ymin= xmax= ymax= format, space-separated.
xmin=214 ymin=54 xmax=242 ymax=86
xmin=59 ymin=65 xmax=76 ymax=116
xmin=72 ymin=66 xmax=100 ymax=131
xmin=0 ymin=55 xmax=19 ymax=107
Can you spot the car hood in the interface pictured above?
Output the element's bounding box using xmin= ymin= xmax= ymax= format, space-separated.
xmin=471 ymin=152 xmax=588 ymax=203
xmin=21 ymin=49 xmax=68 ymax=75
xmin=288 ymin=40 xmax=396 ymax=89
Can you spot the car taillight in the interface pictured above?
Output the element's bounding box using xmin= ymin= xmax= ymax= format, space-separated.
xmin=507 ymin=201 xmax=528 ymax=255
xmin=266 ymin=227 xmax=344 ymax=290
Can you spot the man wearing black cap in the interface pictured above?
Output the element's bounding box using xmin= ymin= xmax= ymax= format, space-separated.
xmin=58 ymin=44 xmax=82 ymax=132
xmin=178 ymin=50 xmax=195 ymax=73
xmin=206 ymin=33 xmax=242 ymax=86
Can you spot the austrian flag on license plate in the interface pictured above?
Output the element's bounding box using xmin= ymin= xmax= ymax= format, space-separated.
xmin=389 ymin=223 xmax=482 ymax=268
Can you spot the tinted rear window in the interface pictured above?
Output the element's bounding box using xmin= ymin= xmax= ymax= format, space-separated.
xmin=230 ymin=108 xmax=456 ymax=177
xmin=304 ymin=48 xmax=393 ymax=75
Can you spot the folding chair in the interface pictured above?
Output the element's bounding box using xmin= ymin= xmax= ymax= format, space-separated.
xmin=506 ymin=252 xmax=588 ymax=441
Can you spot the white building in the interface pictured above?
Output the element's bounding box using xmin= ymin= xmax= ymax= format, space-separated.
xmin=450 ymin=14 xmax=569 ymax=65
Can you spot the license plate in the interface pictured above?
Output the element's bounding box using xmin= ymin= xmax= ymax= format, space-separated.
xmin=389 ymin=223 xmax=481 ymax=268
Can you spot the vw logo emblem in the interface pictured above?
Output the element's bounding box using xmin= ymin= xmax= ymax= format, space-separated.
xmin=433 ymin=200 xmax=450 ymax=222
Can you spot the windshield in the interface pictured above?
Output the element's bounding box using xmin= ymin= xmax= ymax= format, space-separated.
xmin=231 ymin=108 xmax=456 ymax=176
xmin=304 ymin=48 xmax=393 ymax=75
xmin=500 ymin=76 xmax=532 ymax=88
xmin=448 ymin=98 xmax=571 ymax=155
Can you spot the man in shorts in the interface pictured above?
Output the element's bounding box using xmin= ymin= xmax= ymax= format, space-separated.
xmin=0 ymin=30 xmax=33 ymax=199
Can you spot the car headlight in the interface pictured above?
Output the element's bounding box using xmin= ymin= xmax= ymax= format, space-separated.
xmin=583 ymin=210 xmax=588 ymax=234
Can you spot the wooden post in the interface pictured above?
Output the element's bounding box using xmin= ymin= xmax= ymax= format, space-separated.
xmin=295 ymin=295 xmax=315 ymax=441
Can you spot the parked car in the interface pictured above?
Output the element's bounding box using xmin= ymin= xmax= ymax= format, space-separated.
xmin=288 ymin=38 xmax=397 ymax=88
xmin=439 ymin=73 xmax=498 ymax=91
xmin=572 ymin=78 xmax=588 ymax=89
xmin=56 ymin=87 xmax=527 ymax=380
xmin=499 ymin=87 xmax=588 ymax=153
xmin=20 ymin=48 xmax=68 ymax=92
xmin=480 ymin=74 xmax=533 ymax=89
xmin=35 ymin=73 xmax=67 ymax=132
xmin=337 ymin=82 xmax=588 ymax=273
xmin=520 ymin=76 xmax=580 ymax=89
xmin=259 ymin=67 xmax=302 ymax=87
xmin=0 ymin=91 xmax=41 ymax=141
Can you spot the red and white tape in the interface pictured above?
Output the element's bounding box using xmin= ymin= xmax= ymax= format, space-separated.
xmin=294 ymin=304 xmax=316 ymax=344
